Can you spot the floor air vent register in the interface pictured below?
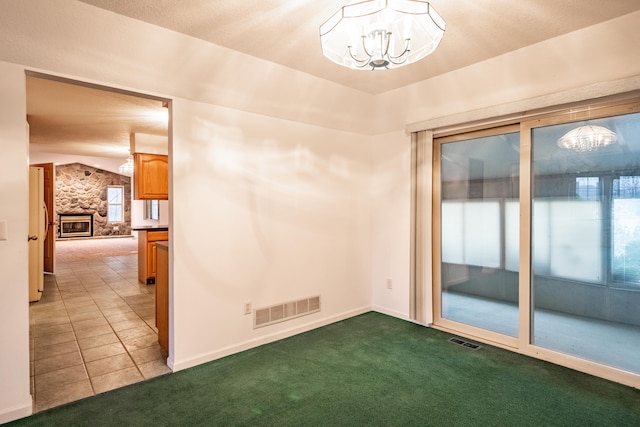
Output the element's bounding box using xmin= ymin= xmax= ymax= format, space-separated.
xmin=448 ymin=337 xmax=482 ymax=350
xmin=254 ymin=295 xmax=321 ymax=329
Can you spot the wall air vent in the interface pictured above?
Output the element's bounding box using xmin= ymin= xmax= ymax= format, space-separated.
xmin=254 ymin=295 xmax=321 ymax=329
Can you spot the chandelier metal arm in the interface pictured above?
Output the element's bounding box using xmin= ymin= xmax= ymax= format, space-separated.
xmin=386 ymin=38 xmax=411 ymax=65
xmin=347 ymin=44 xmax=372 ymax=67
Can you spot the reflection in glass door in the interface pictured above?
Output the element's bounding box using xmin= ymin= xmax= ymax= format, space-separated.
xmin=530 ymin=112 xmax=640 ymax=375
xmin=428 ymin=100 xmax=640 ymax=385
xmin=436 ymin=128 xmax=520 ymax=338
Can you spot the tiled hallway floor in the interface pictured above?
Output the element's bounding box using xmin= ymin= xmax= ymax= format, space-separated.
xmin=29 ymin=237 xmax=170 ymax=412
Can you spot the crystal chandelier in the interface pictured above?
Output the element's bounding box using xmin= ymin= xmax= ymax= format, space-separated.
xmin=320 ymin=0 xmax=445 ymax=70
xmin=118 ymin=156 xmax=134 ymax=176
xmin=557 ymin=125 xmax=617 ymax=152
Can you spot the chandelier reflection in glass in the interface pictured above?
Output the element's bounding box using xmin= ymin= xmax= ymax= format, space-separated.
xmin=320 ymin=0 xmax=445 ymax=70
xmin=557 ymin=125 xmax=618 ymax=152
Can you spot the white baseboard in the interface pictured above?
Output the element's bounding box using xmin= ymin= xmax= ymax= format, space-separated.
xmin=0 ymin=396 xmax=33 ymax=424
xmin=371 ymin=305 xmax=410 ymax=321
xmin=170 ymin=306 xmax=372 ymax=372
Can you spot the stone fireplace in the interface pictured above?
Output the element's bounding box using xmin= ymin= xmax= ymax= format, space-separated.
xmin=56 ymin=163 xmax=132 ymax=237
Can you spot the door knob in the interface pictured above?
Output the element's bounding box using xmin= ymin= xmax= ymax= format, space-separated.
xmin=28 ymin=235 xmax=38 ymax=241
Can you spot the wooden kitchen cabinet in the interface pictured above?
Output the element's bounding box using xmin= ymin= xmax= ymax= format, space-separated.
xmin=138 ymin=229 xmax=168 ymax=284
xmin=133 ymin=153 xmax=168 ymax=200
xmin=155 ymin=241 xmax=169 ymax=351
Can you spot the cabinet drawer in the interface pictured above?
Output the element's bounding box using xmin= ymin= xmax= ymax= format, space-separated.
xmin=147 ymin=230 xmax=168 ymax=241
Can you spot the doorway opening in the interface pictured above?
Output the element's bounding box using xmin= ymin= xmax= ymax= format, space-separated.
xmin=26 ymin=72 xmax=172 ymax=412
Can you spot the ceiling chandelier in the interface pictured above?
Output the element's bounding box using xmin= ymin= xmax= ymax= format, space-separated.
xmin=557 ymin=125 xmax=618 ymax=152
xmin=319 ymin=0 xmax=445 ymax=70
xmin=118 ymin=156 xmax=134 ymax=176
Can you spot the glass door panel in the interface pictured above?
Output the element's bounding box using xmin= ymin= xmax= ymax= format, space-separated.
xmin=531 ymin=112 xmax=640 ymax=375
xmin=438 ymin=131 xmax=520 ymax=337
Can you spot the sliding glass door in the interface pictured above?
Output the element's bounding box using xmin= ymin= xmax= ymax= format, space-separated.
xmin=434 ymin=126 xmax=520 ymax=342
xmin=431 ymin=100 xmax=640 ymax=381
xmin=529 ymin=111 xmax=640 ymax=375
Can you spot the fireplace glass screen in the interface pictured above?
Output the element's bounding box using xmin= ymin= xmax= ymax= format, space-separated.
xmin=59 ymin=214 xmax=93 ymax=238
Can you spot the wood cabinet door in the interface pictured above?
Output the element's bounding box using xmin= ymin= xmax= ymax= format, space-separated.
xmin=148 ymin=241 xmax=157 ymax=278
xmin=156 ymin=245 xmax=169 ymax=351
xmin=134 ymin=153 xmax=168 ymax=200
xmin=139 ymin=230 xmax=168 ymax=284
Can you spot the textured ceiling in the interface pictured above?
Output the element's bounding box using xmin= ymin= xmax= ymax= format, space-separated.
xmin=27 ymin=0 xmax=640 ymax=161
xmin=78 ymin=0 xmax=640 ymax=94
xmin=27 ymin=76 xmax=168 ymax=161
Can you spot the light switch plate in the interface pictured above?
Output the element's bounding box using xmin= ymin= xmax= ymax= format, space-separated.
xmin=0 ymin=220 xmax=7 ymax=240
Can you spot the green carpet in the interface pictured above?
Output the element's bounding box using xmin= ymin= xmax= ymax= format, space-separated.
xmin=9 ymin=312 xmax=640 ymax=426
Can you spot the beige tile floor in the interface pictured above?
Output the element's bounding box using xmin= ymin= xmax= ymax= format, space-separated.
xmin=29 ymin=237 xmax=170 ymax=412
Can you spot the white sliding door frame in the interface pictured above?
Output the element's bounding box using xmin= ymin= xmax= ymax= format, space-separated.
xmin=411 ymin=93 xmax=640 ymax=389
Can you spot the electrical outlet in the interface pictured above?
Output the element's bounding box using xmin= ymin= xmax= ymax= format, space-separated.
xmin=244 ymin=302 xmax=252 ymax=315
xmin=386 ymin=278 xmax=393 ymax=289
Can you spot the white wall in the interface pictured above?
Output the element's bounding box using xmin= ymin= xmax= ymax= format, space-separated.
xmin=370 ymin=130 xmax=411 ymax=319
xmin=0 ymin=63 xmax=32 ymax=423
xmin=2 ymin=0 xmax=640 ymax=422
xmin=171 ymin=99 xmax=372 ymax=368
xmin=0 ymin=1 xmax=374 ymax=135
xmin=28 ymin=152 xmax=124 ymax=175
xmin=0 ymin=1 xmax=374 ymax=422
xmin=368 ymin=11 xmax=640 ymax=320
xmin=374 ymin=11 xmax=640 ymax=135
